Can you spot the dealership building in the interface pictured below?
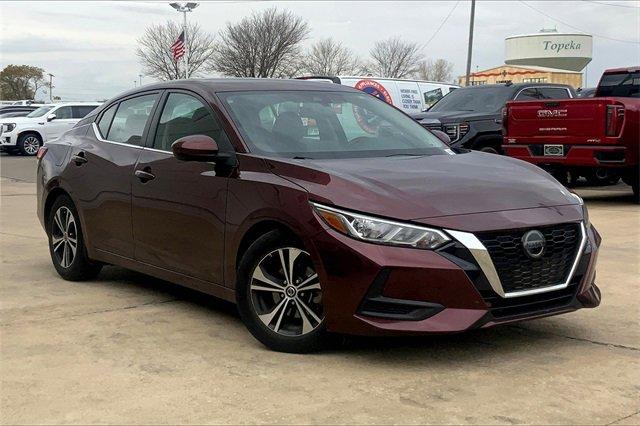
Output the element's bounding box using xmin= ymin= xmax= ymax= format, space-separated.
xmin=459 ymin=30 xmax=593 ymax=88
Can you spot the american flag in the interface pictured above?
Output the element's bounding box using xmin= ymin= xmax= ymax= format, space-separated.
xmin=171 ymin=31 xmax=185 ymax=61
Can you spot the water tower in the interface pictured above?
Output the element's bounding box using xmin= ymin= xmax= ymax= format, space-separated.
xmin=505 ymin=29 xmax=593 ymax=71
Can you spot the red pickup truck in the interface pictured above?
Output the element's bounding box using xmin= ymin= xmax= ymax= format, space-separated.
xmin=502 ymin=67 xmax=639 ymax=200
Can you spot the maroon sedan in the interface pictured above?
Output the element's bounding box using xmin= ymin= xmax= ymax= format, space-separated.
xmin=36 ymin=79 xmax=601 ymax=353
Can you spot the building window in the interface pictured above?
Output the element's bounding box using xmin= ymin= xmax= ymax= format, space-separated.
xmin=470 ymin=80 xmax=486 ymax=86
xmin=523 ymin=77 xmax=548 ymax=83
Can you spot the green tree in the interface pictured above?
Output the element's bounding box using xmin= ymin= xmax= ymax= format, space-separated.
xmin=0 ymin=65 xmax=49 ymax=100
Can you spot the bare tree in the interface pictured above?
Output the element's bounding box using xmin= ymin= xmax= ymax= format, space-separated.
xmin=367 ymin=37 xmax=423 ymax=78
xmin=210 ymin=7 xmax=309 ymax=78
xmin=415 ymin=59 xmax=454 ymax=82
xmin=136 ymin=20 xmax=215 ymax=80
xmin=301 ymin=38 xmax=361 ymax=76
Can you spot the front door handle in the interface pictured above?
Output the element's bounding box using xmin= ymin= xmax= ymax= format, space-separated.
xmin=71 ymin=152 xmax=87 ymax=165
xmin=134 ymin=169 xmax=155 ymax=182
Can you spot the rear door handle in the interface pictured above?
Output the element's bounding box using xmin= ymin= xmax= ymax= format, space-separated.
xmin=71 ymin=153 xmax=87 ymax=165
xmin=134 ymin=169 xmax=155 ymax=182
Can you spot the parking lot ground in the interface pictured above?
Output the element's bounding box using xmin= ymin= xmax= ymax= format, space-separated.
xmin=1 ymin=154 xmax=639 ymax=425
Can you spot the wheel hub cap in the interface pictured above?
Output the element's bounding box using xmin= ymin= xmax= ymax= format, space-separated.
xmin=250 ymin=247 xmax=324 ymax=336
xmin=51 ymin=206 xmax=77 ymax=269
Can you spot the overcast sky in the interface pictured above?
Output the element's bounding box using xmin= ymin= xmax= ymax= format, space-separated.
xmin=1 ymin=0 xmax=639 ymax=101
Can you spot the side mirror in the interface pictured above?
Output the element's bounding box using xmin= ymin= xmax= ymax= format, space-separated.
xmin=171 ymin=134 xmax=219 ymax=161
xmin=46 ymin=113 xmax=56 ymax=122
xmin=431 ymin=129 xmax=451 ymax=145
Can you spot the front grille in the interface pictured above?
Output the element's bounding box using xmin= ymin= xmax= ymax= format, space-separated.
xmin=476 ymin=223 xmax=581 ymax=293
xmin=420 ymin=123 xmax=460 ymax=142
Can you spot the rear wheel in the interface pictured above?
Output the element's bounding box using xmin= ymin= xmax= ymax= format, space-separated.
xmin=17 ymin=133 xmax=41 ymax=156
xmin=479 ymin=146 xmax=500 ymax=154
xmin=47 ymin=195 xmax=102 ymax=281
xmin=236 ymin=230 xmax=327 ymax=353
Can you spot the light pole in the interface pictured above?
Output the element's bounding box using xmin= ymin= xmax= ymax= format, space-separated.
xmin=139 ymin=74 xmax=143 ymax=86
xmin=464 ymin=0 xmax=476 ymax=87
xmin=48 ymin=73 xmax=54 ymax=102
xmin=169 ymin=2 xmax=199 ymax=79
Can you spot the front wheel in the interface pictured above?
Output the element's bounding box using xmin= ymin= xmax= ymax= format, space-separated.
xmin=17 ymin=133 xmax=42 ymax=156
xmin=236 ymin=230 xmax=328 ymax=353
xmin=47 ymin=195 xmax=102 ymax=281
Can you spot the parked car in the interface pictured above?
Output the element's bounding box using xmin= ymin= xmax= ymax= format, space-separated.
xmin=0 ymin=102 xmax=100 ymax=155
xmin=503 ymin=67 xmax=639 ymax=199
xmin=37 ymin=79 xmax=600 ymax=353
xmin=297 ymin=76 xmax=459 ymax=114
xmin=415 ymin=83 xmax=576 ymax=153
xmin=0 ymin=105 xmax=41 ymax=119
xmin=576 ymin=87 xmax=597 ymax=98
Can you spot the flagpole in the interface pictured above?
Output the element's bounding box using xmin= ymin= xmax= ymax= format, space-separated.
xmin=170 ymin=3 xmax=199 ymax=79
xmin=183 ymin=9 xmax=188 ymax=79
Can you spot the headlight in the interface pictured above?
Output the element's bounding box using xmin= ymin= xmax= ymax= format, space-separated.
xmin=1 ymin=123 xmax=16 ymax=133
xmin=569 ymin=192 xmax=589 ymax=227
xmin=311 ymin=202 xmax=450 ymax=249
xmin=459 ymin=122 xmax=470 ymax=136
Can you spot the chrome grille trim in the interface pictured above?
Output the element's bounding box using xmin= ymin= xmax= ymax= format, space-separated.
xmin=445 ymin=223 xmax=587 ymax=298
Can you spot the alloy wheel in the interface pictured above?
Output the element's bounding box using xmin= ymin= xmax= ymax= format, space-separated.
xmin=51 ymin=206 xmax=78 ymax=268
xmin=23 ymin=136 xmax=40 ymax=155
xmin=250 ymin=248 xmax=323 ymax=336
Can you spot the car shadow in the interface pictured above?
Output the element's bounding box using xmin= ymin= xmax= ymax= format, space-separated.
xmin=91 ymin=265 xmax=581 ymax=361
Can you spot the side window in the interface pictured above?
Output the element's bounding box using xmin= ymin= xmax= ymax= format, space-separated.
xmin=514 ymin=88 xmax=539 ymax=101
xmin=54 ymin=106 xmax=73 ymax=119
xmin=537 ymin=88 xmax=571 ymax=99
xmin=72 ymin=105 xmax=98 ymax=119
xmin=153 ymin=92 xmax=231 ymax=152
xmin=97 ymin=104 xmax=117 ymax=138
xmin=107 ymin=94 xmax=158 ymax=146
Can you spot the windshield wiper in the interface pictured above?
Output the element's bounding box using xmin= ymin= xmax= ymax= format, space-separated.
xmin=293 ymin=156 xmax=314 ymax=160
xmin=385 ymin=153 xmax=425 ymax=157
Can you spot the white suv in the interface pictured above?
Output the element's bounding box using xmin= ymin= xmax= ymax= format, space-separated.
xmin=0 ymin=102 xmax=100 ymax=155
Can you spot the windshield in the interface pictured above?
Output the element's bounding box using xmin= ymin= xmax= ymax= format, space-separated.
xmin=596 ymin=71 xmax=640 ymax=97
xmin=218 ymin=91 xmax=448 ymax=159
xmin=429 ymin=86 xmax=512 ymax=113
xmin=26 ymin=106 xmax=55 ymax=118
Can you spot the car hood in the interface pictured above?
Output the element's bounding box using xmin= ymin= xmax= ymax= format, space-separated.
xmin=267 ymin=152 xmax=578 ymax=220
xmin=0 ymin=116 xmax=41 ymax=125
xmin=413 ymin=110 xmax=497 ymax=123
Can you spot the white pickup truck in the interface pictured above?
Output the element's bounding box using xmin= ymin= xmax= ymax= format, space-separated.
xmin=0 ymin=102 xmax=100 ymax=155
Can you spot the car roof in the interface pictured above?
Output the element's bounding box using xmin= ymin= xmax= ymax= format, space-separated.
xmin=116 ymin=78 xmax=361 ymax=98
xmin=48 ymin=102 xmax=101 ymax=106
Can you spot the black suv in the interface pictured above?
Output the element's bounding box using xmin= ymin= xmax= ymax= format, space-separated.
xmin=414 ymin=83 xmax=576 ymax=153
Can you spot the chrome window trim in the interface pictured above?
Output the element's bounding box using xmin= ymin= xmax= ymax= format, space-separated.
xmin=446 ymin=222 xmax=587 ymax=298
xmin=91 ymin=122 xmax=142 ymax=149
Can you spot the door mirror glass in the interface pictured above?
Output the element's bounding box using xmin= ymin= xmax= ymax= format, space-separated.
xmin=46 ymin=113 xmax=56 ymax=122
xmin=172 ymin=135 xmax=219 ymax=161
xmin=430 ymin=129 xmax=451 ymax=145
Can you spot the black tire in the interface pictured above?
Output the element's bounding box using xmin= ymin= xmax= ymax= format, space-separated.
xmin=47 ymin=195 xmax=102 ymax=281
xmin=479 ymin=146 xmax=500 ymax=154
xmin=236 ymin=230 xmax=328 ymax=353
xmin=17 ymin=132 xmax=42 ymax=156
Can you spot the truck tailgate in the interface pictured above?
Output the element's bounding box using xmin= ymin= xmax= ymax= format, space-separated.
xmin=504 ymin=99 xmax=617 ymax=144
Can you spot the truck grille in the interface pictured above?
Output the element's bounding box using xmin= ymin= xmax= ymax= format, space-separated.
xmin=420 ymin=123 xmax=460 ymax=142
xmin=476 ymin=223 xmax=581 ymax=293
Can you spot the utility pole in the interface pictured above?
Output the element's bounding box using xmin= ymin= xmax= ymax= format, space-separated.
xmin=139 ymin=74 xmax=143 ymax=86
xmin=464 ymin=0 xmax=476 ymax=87
xmin=170 ymin=2 xmax=199 ymax=79
xmin=48 ymin=73 xmax=54 ymax=102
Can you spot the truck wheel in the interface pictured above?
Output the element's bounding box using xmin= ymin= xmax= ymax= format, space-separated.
xmin=585 ymin=169 xmax=619 ymax=186
xmin=480 ymin=146 xmax=500 ymax=154
xmin=17 ymin=132 xmax=42 ymax=156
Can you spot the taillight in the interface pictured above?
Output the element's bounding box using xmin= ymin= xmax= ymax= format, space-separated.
xmin=36 ymin=146 xmax=48 ymax=160
xmin=501 ymin=107 xmax=508 ymax=136
xmin=605 ymin=104 xmax=625 ymax=136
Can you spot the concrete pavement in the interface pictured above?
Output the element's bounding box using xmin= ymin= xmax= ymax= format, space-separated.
xmin=1 ymin=153 xmax=638 ymax=424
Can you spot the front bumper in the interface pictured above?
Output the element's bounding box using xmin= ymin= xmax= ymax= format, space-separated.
xmin=0 ymin=131 xmax=18 ymax=148
xmin=309 ymin=207 xmax=601 ymax=336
